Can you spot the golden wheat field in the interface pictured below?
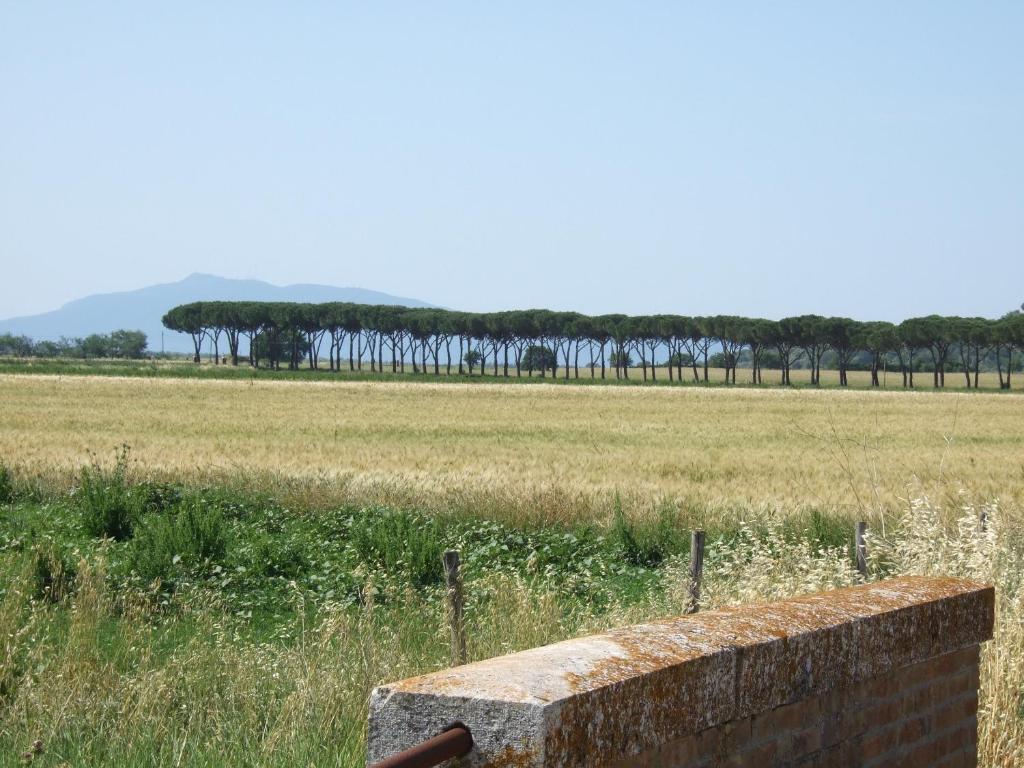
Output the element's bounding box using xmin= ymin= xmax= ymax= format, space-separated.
xmin=3 ymin=372 xmax=1024 ymax=766
xmin=2 ymin=373 xmax=1023 ymax=521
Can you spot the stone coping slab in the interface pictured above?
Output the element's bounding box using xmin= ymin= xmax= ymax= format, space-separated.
xmin=367 ymin=576 xmax=994 ymax=767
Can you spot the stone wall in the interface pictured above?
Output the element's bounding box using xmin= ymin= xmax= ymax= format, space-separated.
xmin=367 ymin=577 xmax=993 ymax=768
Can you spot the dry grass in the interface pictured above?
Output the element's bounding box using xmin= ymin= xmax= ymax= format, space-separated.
xmin=2 ymin=374 xmax=1023 ymax=523
xmin=1 ymin=373 xmax=1023 ymax=765
xmin=1 ymin=493 xmax=1019 ymax=766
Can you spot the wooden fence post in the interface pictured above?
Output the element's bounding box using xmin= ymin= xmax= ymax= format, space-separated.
xmin=687 ymin=531 xmax=706 ymax=614
xmin=855 ymin=522 xmax=868 ymax=578
xmin=442 ymin=550 xmax=467 ymax=666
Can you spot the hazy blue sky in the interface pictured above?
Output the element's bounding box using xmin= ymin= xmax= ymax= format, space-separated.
xmin=2 ymin=2 xmax=1022 ymax=321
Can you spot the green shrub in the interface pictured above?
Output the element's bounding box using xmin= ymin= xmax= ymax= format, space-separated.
xmin=349 ymin=509 xmax=444 ymax=587
xmin=129 ymin=502 xmax=228 ymax=584
xmin=0 ymin=464 xmax=12 ymax=505
xmin=76 ymin=450 xmax=136 ymax=540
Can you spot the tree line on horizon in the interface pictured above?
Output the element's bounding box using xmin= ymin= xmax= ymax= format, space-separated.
xmin=0 ymin=329 xmax=148 ymax=360
xmin=161 ymin=301 xmax=1024 ymax=390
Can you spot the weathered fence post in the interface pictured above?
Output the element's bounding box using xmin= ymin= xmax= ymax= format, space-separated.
xmin=687 ymin=530 xmax=705 ymax=614
xmin=855 ymin=521 xmax=868 ymax=578
xmin=442 ymin=550 xmax=467 ymax=666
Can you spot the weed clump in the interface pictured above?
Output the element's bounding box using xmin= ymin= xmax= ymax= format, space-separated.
xmin=349 ymin=509 xmax=444 ymax=587
xmin=129 ymin=501 xmax=228 ymax=585
xmin=76 ymin=449 xmax=137 ymax=540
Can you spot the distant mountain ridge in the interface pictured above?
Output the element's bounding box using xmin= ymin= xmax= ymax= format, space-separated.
xmin=0 ymin=273 xmax=434 ymax=354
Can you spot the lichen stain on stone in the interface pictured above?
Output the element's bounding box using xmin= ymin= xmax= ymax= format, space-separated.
xmin=479 ymin=745 xmax=538 ymax=768
xmin=562 ymin=629 xmax=712 ymax=693
xmin=385 ymin=636 xmax=631 ymax=704
xmin=369 ymin=576 xmax=994 ymax=768
xmin=547 ymin=633 xmax=735 ymax=767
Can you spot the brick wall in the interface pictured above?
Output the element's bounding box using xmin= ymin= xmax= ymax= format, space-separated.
xmin=615 ymin=645 xmax=981 ymax=767
xmin=367 ymin=577 xmax=994 ymax=768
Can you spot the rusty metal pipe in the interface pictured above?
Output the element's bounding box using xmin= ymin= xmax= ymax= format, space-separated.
xmin=369 ymin=724 xmax=473 ymax=768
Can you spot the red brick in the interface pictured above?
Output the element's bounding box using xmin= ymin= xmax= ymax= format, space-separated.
xmin=942 ymin=667 xmax=981 ymax=701
xmin=933 ymin=694 xmax=978 ymax=733
xmin=899 ymin=714 xmax=930 ymax=746
xmin=820 ymin=710 xmax=860 ymax=748
xmin=793 ymin=740 xmax=860 ymax=767
xmin=750 ymin=700 xmax=817 ymax=744
xmin=861 ymin=695 xmax=906 ymax=730
xmin=601 ymin=601 xmax=984 ymax=768
xmin=930 ymin=646 xmax=979 ymax=676
xmin=737 ymin=739 xmax=778 ymax=764
xmin=904 ymin=731 xmax=948 ymax=765
xmin=860 ymin=723 xmax=899 ymax=761
xmin=786 ymin=726 xmax=824 ymax=758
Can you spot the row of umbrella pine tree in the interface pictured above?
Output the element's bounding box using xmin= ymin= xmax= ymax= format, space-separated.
xmin=162 ymin=302 xmax=1024 ymax=389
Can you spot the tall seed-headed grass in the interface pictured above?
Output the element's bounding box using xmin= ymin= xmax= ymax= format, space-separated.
xmin=5 ymin=375 xmax=1024 ymax=523
xmin=0 ymin=489 xmax=1019 ymax=767
xmin=609 ymin=495 xmax=687 ymax=567
xmin=655 ymin=494 xmax=1022 ymax=767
